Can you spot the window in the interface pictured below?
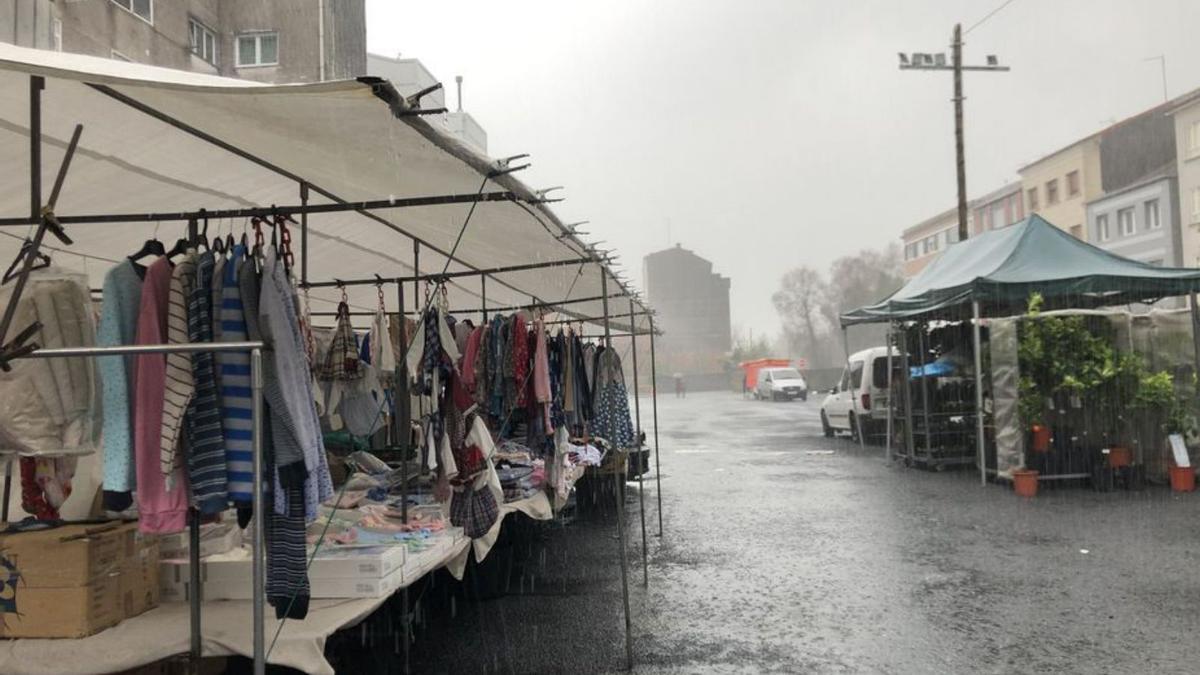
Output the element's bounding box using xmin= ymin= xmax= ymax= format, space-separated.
xmin=872 ymin=357 xmax=896 ymax=389
xmin=1070 ymin=224 xmax=1083 ymax=239
xmin=51 ymin=17 xmax=62 ymax=52
xmin=237 ymin=32 xmax=278 ymax=67
xmin=849 ymin=361 xmax=864 ymax=390
xmin=1145 ymin=199 xmax=1160 ymax=230
xmin=904 ymin=243 xmax=915 ymax=260
xmin=1046 ymin=179 xmax=1060 ymax=205
xmin=947 ymin=228 xmax=960 ymax=244
xmin=189 ymin=18 xmax=217 ymax=65
xmin=1118 ymin=207 xmax=1135 ymax=236
xmin=1190 ymin=121 xmax=1200 ymax=158
xmin=1066 ymin=170 xmax=1080 ymax=197
xmin=110 ymin=0 xmax=152 ymax=23
xmin=1097 ymin=214 xmax=1110 ymax=241
xmin=1027 ymin=187 xmax=1039 ymax=212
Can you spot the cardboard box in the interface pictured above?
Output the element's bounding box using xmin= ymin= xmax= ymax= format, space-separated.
xmin=159 ymin=560 xmax=408 ymax=601
xmin=0 ymin=571 xmax=123 ymax=638
xmin=0 ymin=520 xmax=161 ymax=638
xmin=0 ymin=521 xmax=127 ymax=588
xmin=157 ymin=521 xmax=242 ymax=560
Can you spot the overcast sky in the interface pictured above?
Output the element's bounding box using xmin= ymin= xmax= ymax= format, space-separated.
xmin=365 ymin=0 xmax=1200 ymax=338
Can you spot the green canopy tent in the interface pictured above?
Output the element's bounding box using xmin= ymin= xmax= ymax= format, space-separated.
xmin=840 ymin=215 xmax=1200 ymax=485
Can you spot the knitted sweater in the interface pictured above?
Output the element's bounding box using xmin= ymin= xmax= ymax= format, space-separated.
xmin=97 ymin=260 xmax=143 ymax=496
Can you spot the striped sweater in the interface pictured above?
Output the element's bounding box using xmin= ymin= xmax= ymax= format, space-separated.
xmin=186 ymin=251 xmax=228 ymax=513
xmin=160 ymin=252 xmax=196 ymax=489
xmin=217 ymin=246 xmax=255 ymax=504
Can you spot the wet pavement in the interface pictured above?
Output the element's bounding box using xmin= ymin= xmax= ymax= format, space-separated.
xmin=409 ymin=390 xmax=1200 ymax=674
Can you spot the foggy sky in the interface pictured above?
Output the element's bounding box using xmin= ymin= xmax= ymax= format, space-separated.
xmin=365 ymin=0 xmax=1200 ymax=339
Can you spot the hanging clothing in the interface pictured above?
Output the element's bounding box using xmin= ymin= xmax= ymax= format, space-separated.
xmin=97 ymin=259 xmax=144 ymax=509
xmin=160 ymin=251 xmax=196 ymax=489
xmin=590 ymin=348 xmax=635 ymax=449
xmin=259 ymin=249 xmax=333 ymax=522
xmin=512 ymin=314 xmax=529 ymax=408
xmin=186 ymin=251 xmax=228 ymax=514
xmin=317 ymin=302 xmax=361 ymax=382
xmin=532 ymin=319 xmax=552 ymax=434
xmin=217 ymin=246 xmax=255 ymax=505
xmin=572 ymin=335 xmax=594 ymax=424
xmin=211 ymin=253 xmax=226 ymax=341
xmin=134 ymin=257 xmax=190 ymax=534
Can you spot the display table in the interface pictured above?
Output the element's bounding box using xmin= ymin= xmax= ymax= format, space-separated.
xmin=0 ymin=537 xmax=470 ymax=675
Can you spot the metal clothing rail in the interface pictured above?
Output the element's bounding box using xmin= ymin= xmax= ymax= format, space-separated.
xmin=300 ymin=256 xmax=595 ymax=289
xmin=15 ymin=341 xmax=267 ymax=675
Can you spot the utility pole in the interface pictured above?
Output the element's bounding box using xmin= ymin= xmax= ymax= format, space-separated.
xmin=900 ymin=24 xmax=1009 ymax=241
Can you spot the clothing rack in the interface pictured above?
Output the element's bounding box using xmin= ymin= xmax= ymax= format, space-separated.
xmin=10 ymin=341 xmax=266 ymax=672
xmin=0 ymin=68 xmax=663 ymax=674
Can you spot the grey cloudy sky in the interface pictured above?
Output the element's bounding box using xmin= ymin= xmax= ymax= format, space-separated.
xmin=365 ymin=0 xmax=1200 ymax=338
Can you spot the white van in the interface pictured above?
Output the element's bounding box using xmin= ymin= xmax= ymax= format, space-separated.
xmin=820 ymin=346 xmax=898 ymax=440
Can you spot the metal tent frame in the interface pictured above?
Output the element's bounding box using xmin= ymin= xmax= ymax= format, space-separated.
xmin=0 ymin=67 xmax=664 ymax=674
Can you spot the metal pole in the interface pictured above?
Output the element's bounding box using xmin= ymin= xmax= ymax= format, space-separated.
xmin=972 ymin=300 xmax=986 ymax=486
xmin=299 ymin=183 xmax=309 ymax=286
xmin=481 ymin=275 xmax=488 ymax=324
xmin=919 ymin=324 xmax=932 ymax=461
xmin=412 ymin=241 xmax=420 ymax=319
xmin=629 ymin=300 xmax=647 ymax=587
xmin=250 ymin=347 xmax=266 ymax=675
xmin=953 ymin=23 xmax=969 ymax=241
xmin=602 ymin=271 xmax=633 ymax=671
xmin=188 ymin=507 xmax=202 ymax=668
xmin=886 ymin=322 xmax=894 ymax=462
xmin=650 ymin=317 xmax=663 ymax=538
xmin=902 ymin=326 xmax=915 ymax=463
xmin=1189 ymin=294 xmax=1200 ymax=382
xmin=396 ymin=282 xmax=409 ymax=523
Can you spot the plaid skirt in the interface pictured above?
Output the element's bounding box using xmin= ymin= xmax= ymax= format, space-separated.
xmin=450 ymin=484 xmax=500 ymax=539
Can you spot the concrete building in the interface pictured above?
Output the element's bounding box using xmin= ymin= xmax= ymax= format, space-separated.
xmin=1018 ymin=136 xmax=1101 ymax=241
xmin=970 ymin=181 xmax=1024 ymax=236
xmin=366 ymin=52 xmax=489 ymax=154
xmin=1086 ymin=166 xmax=1180 ymax=266
xmin=901 ymin=207 xmax=958 ymax=278
xmin=1167 ymin=93 xmax=1200 ymax=267
xmin=643 ymin=244 xmax=731 ymax=388
xmin=0 ymin=0 xmax=365 ymax=83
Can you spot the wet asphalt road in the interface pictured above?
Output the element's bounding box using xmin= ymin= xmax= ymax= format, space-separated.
xmin=409 ymin=390 xmax=1200 ymax=674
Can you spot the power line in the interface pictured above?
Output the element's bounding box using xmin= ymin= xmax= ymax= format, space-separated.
xmin=964 ymin=0 xmax=1018 ymax=35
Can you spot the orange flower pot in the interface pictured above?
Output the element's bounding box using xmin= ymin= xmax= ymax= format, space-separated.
xmin=1169 ymin=465 xmax=1195 ymax=493
xmin=1012 ymin=469 xmax=1039 ymax=498
xmin=1108 ymin=446 xmax=1131 ymax=469
xmin=1030 ymin=424 xmax=1051 ymax=453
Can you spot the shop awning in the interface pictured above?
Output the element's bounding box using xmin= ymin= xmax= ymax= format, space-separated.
xmin=841 ymin=215 xmax=1200 ymax=326
xmin=0 ymin=43 xmax=650 ymax=331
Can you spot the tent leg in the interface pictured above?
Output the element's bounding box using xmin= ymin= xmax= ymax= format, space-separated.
xmin=250 ymin=348 xmax=266 ymax=675
xmin=601 ymin=272 xmax=633 ymax=671
xmin=885 ymin=322 xmax=894 ymax=462
xmin=1190 ymin=294 xmax=1200 ymax=380
xmin=650 ymin=317 xmax=663 ymax=538
xmin=629 ymin=300 xmax=647 ymax=587
xmin=972 ymin=300 xmax=987 ymax=487
xmin=901 ymin=325 xmax=915 ymax=463
xmin=918 ymin=323 xmax=932 ymax=461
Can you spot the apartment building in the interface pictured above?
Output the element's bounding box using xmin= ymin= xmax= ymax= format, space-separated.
xmin=1018 ymin=136 xmax=1101 ymax=241
xmin=1086 ymin=167 xmax=1179 ymax=266
xmin=0 ymin=0 xmax=366 ymax=83
xmin=971 ymin=182 xmax=1025 ymax=236
xmin=1168 ymin=93 xmax=1200 ymax=266
xmin=901 ymin=207 xmax=958 ymax=278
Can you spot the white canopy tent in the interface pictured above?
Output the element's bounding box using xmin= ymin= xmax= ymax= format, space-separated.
xmin=0 ymin=42 xmax=659 ymax=674
xmin=0 ymin=42 xmax=651 ymax=331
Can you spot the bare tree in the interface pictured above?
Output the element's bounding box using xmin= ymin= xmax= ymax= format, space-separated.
xmin=772 ymin=267 xmax=831 ymax=365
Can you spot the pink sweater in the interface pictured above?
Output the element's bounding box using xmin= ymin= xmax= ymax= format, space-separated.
xmin=134 ymin=257 xmax=189 ymax=534
xmin=533 ymin=319 xmax=552 ymax=433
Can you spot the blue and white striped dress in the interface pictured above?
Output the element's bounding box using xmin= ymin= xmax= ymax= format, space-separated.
xmin=216 ymin=245 xmax=255 ymax=504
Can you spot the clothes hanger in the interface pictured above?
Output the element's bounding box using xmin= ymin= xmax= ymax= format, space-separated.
xmin=165 ymin=236 xmax=190 ymax=260
xmin=2 ymin=238 xmax=51 ymax=285
xmin=128 ymin=237 xmax=165 ymax=262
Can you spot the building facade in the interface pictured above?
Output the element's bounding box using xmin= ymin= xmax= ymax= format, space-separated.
xmin=366 ymin=52 xmax=489 ymax=154
xmin=1018 ymin=136 xmax=1101 ymax=240
xmin=643 ymin=244 xmax=731 ymax=387
xmin=1168 ymin=95 xmax=1200 ymax=267
xmin=1086 ymin=170 xmax=1180 ymax=267
xmin=971 ymin=181 xmax=1024 ymax=236
xmin=0 ymin=0 xmax=366 ymax=84
xmin=901 ymin=207 xmax=958 ymax=278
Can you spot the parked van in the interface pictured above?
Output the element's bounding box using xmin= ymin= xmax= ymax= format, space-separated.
xmin=820 ymin=346 xmax=898 ymax=440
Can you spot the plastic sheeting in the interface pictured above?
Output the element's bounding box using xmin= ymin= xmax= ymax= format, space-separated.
xmin=989 ymin=317 xmax=1023 ymax=479
xmin=0 ymin=43 xmax=648 ymax=332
